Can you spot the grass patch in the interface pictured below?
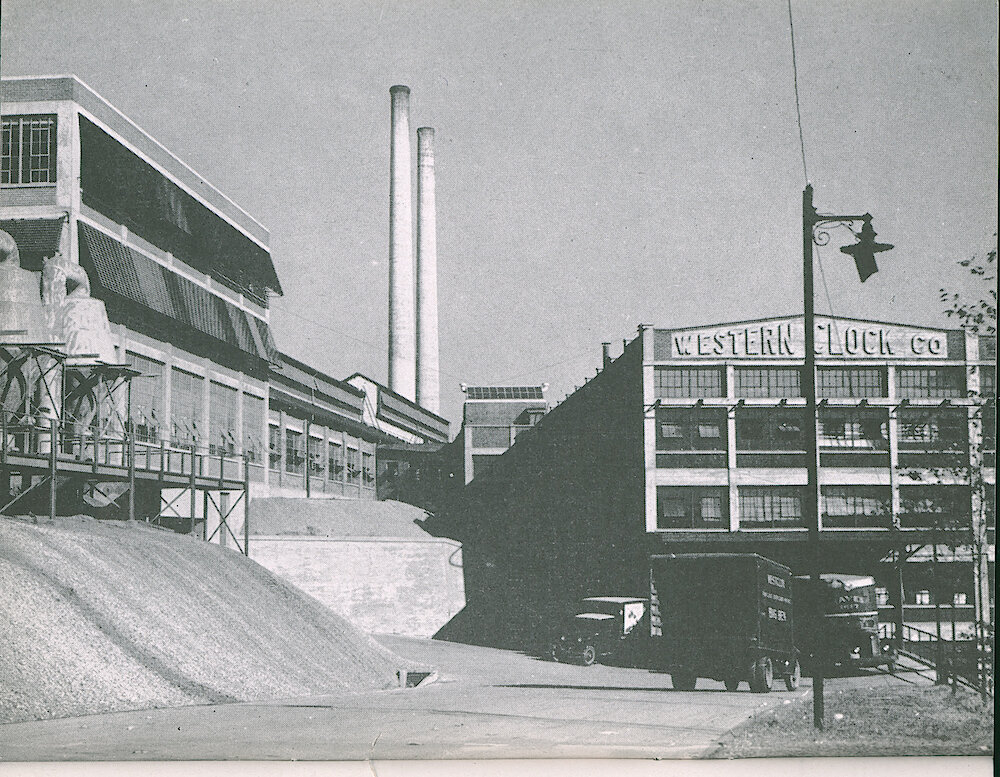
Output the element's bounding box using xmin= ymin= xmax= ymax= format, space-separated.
xmin=710 ymin=684 xmax=994 ymax=758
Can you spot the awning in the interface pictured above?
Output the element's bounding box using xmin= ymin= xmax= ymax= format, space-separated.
xmin=79 ymin=222 xmax=279 ymax=362
xmin=0 ymin=218 xmax=64 ymax=255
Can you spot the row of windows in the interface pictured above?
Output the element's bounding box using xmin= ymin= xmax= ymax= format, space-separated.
xmin=655 ymin=485 xmax=986 ymax=530
xmin=1 ymin=115 xmax=57 ymax=185
xmin=124 ymin=352 xmax=266 ymax=458
xmin=268 ymin=426 xmax=374 ymax=486
xmin=656 ymin=407 xmax=975 ymax=452
xmin=654 ymin=366 xmax=981 ymax=399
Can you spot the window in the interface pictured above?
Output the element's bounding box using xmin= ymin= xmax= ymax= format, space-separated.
xmin=470 ymin=426 xmax=511 ymax=448
xmin=307 ymin=436 xmax=324 ymax=476
xmin=736 ymin=408 xmax=807 ymax=450
xmin=896 ymin=367 xmax=965 ymax=399
xmin=654 ymin=367 xmax=724 ymax=398
xmin=345 ymin=447 xmax=360 ymax=484
xmin=817 ymin=367 xmax=886 ymax=398
xmin=242 ymin=394 xmax=265 ymax=462
xmin=954 ymin=592 xmax=968 ymax=606
xmin=656 ymin=487 xmax=728 ymax=529
xmin=362 ymin=451 xmax=375 ymax=486
xmin=915 ymin=590 xmax=931 ymax=606
xmin=208 ymin=382 xmax=238 ymax=456
xmin=822 ymin=486 xmax=891 ymax=528
xmin=125 ymin=352 xmax=164 ymax=443
xmin=899 ymin=486 xmax=971 ymax=529
xmin=734 ymin=368 xmax=802 ymax=398
xmin=285 ymin=429 xmax=304 ymax=475
xmin=170 ymin=368 xmax=204 ymax=445
xmin=896 ymin=408 xmax=967 ymax=451
xmin=818 ymin=409 xmax=888 ymax=449
xmin=2 ymin=115 xmax=57 ymax=185
xmin=328 ymin=441 xmax=344 ymax=480
xmin=268 ymin=425 xmax=281 ymax=471
xmin=656 ymin=407 xmax=727 ymax=450
xmin=979 ymin=366 xmax=995 ymax=399
xmin=739 ymin=487 xmax=804 ymax=528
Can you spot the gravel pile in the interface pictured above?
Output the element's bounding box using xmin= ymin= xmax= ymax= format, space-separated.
xmin=0 ymin=515 xmax=415 ymax=724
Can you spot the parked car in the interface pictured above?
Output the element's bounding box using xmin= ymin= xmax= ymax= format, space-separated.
xmin=548 ymin=596 xmax=649 ymax=666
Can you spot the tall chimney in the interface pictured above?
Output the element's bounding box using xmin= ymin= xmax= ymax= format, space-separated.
xmin=416 ymin=127 xmax=440 ymax=414
xmin=388 ymin=85 xmax=416 ymax=400
xmin=602 ymin=342 xmax=611 ymax=368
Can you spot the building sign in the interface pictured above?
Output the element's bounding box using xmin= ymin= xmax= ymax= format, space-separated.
xmin=663 ymin=318 xmax=950 ymax=360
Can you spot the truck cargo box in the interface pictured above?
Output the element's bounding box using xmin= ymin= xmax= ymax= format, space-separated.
xmin=649 ymin=553 xmax=798 ymax=692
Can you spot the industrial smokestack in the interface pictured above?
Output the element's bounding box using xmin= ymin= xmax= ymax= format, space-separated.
xmin=388 ymin=85 xmax=416 ymax=400
xmin=416 ymin=127 xmax=440 ymax=414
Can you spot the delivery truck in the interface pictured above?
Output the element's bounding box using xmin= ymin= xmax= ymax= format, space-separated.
xmin=649 ymin=553 xmax=800 ymax=692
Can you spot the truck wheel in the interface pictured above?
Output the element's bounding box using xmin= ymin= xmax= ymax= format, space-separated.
xmin=749 ymin=657 xmax=773 ymax=693
xmin=784 ymin=660 xmax=801 ymax=691
xmin=724 ymin=676 xmax=741 ymax=692
xmin=671 ymin=670 xmax=697 ymax=691
xmin=581 ymin=645 xmax=597 ymax=666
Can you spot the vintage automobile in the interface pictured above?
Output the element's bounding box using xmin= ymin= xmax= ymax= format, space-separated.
xmin=548 ymin=596 xmax=649 ymax=666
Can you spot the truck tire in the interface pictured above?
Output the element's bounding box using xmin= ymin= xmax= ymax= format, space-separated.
xmin=724 ymin=676 xmax=741 ymax=692
xmin=581 ymin=645 xmax=597 ymax=666
xmin=671 ymin=670 xmax=697 ymax=691
xmin=784 ymin=660 xmax=801 ymax=691
xmin=749 ymin=657 xmax=773 ymax=693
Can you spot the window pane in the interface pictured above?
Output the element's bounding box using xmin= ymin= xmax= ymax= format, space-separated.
xmin=655 ymin=367 xmax=724 ymax=398
xmin=738 ymin=487 xmax=804 ymax=528
xmin=896 ymin=367 xmax=965 ymax=399
xmin=817 ymin=368 xmax=886 ymax=398
xmin=734 ymin=368 xmax=801 ymax=398
xmin=242 ymin=394 xmax=265 ymax=462
xmin=171 ymin=368 xmax=204 ymax=445
xmin=285 ymin=429 xmax=304 ymax=474
xmin=328 ymin=441 xmax=343 ymax=479
xmin=268 ymin=425 xmax=281 ymax=471
xmin=1 ymin=115 xmax=56 ymax=185
xmin=208 ymin=381 xmax=237 ymax=455
xmin=125 ymin=352 xmax=164 ymax=443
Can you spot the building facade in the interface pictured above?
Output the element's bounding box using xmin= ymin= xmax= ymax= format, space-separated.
xmin=2 ymin=76 xmax=449 ymax=539
xmin=451 ymin=316 xmax=995 ymax=651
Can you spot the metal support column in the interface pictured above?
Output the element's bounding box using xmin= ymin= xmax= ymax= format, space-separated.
xmin=48 ymin=417 xmax=57 ymax=520
xmin=189 ymin=445 xmax=197 ymax=536
xmin=243 ymin=454 xmax=251 ymax=557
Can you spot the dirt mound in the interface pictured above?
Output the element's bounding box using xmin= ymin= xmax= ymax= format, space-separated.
xmin=0 ymin=515 xmax=415 ymax=724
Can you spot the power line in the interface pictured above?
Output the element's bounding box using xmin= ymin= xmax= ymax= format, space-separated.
xmin=787 ymin=0 xmax=809 ymax=184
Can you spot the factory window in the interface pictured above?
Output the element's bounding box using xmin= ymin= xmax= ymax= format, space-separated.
xmin=362 ymin=451 xmax=375 ymax=487
xmin=170 ymin=368 xmax=204 ymax=446
xmin=208 ymin=382 xmax=238 ymax=456
xmin=822 ymin=486 xmax=891 ymax=529
xmin=1 ymin=115 xmax=57 ymax=185
xmin=738 ymin=487 xmax=804 ymax=529
xmin=656 ymin=487 xmax=727 ymax=529
xmin=656 ymin=407 xmax=727 ymax=450
xmin=125 ymin=352 xmax=164 ymax=444
xmin=268 ymin=425 xmax=281 ymax=471
xmin=983 ymin=408 xmax=996 ymax=452
xmin=734 ymin=368 xmax=802 ymax=398
xmin=654 ymin=367 xmax=724 ymax=398
xmin=736 ymin=408 xmax=807 ymax=450
xmin=285 ymin=429 xmax=304 ymax=475
xmin=897 ymin=408 xmax=968 ymax=451
xmin=470 ymin=426 xmax=511 ymax=448
xmin=328 ymin=441 xmax=344 ymax=479
xmin=899 ymin=486 xmax=971 ymax=529
xmin=896 ymin=367 xmax=966 ymax=399
xmin=818 ymin=408 xmax=888 ymax=449
xmin=308 ymin=436 xmax=324 ymax=476
xmin=816 ymin=368 xmax=887 ymax=398
xmin=345 ymin=447 xmax=361 ymax=485
xmin=242 ymin=394 xmax=265 ymax=463
xmin=979 ymin=366 xmax=995 ymax=399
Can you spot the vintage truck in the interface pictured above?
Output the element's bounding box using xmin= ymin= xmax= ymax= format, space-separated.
xmin=548 ymin=596 xmax=649 ymax=666
xmin=649 ymin=553 xmax=800 ymax=692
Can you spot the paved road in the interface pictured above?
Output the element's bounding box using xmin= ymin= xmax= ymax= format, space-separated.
xmin=0 ymin=635 xmax=914 ymax=761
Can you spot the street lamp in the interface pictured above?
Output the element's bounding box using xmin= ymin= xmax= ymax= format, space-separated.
xmin=802 ymin=184 xmax=893 ymax=730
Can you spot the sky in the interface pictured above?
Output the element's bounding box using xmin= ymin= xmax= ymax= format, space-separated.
xmin=2 ymin=0 xmax=997 ymax=430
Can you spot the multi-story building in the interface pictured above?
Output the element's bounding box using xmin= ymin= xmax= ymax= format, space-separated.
xmin=1 ymin=76 xmax=448 ymax=541
xmin=451 ymin=316 xmax=995 ymax=652
xmin=456 ymin=384 xmax=549 ymax=483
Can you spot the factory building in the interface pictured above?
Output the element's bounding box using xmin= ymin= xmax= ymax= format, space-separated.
xmin=1 ymin=76 xmax=448 ymax=540
xmin=450 ymin=316 xmax=995 ymax=650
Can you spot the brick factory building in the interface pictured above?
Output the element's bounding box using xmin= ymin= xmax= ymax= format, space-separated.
xmin=449 ymin=317 xmax=995 ymax=651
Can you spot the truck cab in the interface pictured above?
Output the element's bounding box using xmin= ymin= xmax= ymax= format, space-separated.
xmin=548 ymin=596 xmax=648 ymax=666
